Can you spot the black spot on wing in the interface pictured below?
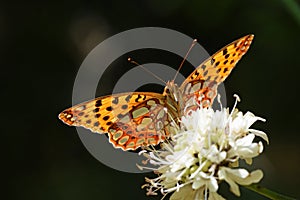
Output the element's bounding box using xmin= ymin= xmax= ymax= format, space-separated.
xmin=112 ymin=97 xmax=119 ymax=104
xmin=135 ymin=94 xmax=142 ymax=102
xmin=106 ymin=122 xmax=112 ymax=126
xmin=211 ymin=58 xmax=215 ymax=65
xmin=95 ymin=100 xmax=102 ymax=107
xmin=125 ymin=95 xmax=131 ymax=102
xmin=78 ymin=112 xmax=84 ymax=116
xmin=122 ymin=105 xmax=128 ymax=109
xmin=117 ymin=113 xmax=125 ymax=118
xmin=103 ymin=116 xmax=109 ymax=121
xmin=106 ymin=106 xmax=113 ymax=111
xmin=93 ymin=108 xmax=99 ymax=113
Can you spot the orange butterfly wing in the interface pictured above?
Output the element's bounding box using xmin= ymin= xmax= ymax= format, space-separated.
xmin=180 ymin=34 xmax=254 ymax=108
xmin=59 ymin=92 xmax=169 ymax=150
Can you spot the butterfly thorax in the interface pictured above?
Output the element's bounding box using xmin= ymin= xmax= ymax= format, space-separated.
xmin=162 ymin=81 xmax=185 ymax=126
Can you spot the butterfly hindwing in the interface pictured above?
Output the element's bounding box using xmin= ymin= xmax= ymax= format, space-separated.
xmin=59 ymin=92 xmax=168 ymax=150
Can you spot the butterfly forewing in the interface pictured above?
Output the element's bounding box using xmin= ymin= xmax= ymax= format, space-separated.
xmin=180 ymin=34 xmax=254 ymax=107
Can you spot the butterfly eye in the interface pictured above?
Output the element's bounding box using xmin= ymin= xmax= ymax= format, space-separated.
xmin=163 ymin=87 xmax=170 ymax=95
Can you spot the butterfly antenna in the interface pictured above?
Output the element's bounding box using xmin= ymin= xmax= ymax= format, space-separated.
xmin=128 ymin=57 xmax=167 ymax=84
xmin=173 ymin=39 xmax=198 ymax=81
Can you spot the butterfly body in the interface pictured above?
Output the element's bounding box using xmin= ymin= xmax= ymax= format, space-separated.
xmin=59 ymin=34 xmax=254 ymax=151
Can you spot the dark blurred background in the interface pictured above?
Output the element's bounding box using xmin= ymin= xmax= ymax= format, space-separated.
xmin=2 ymin=0 xmax=300 ymax=199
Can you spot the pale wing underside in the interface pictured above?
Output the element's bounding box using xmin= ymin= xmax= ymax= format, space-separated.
xmin=59 ymin=92 xmax=170 ymax=150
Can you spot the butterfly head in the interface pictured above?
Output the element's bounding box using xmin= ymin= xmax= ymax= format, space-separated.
xmin=163 ymin=80 xmax=183 ymax=103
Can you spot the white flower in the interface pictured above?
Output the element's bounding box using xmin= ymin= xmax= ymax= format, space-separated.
xmin=139 ymin=95 xmax=268 ymax=200
xmin=218 ymin=167 xmax=263 ymax=196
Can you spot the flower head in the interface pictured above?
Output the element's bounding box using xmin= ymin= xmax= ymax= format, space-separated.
xmin=139 ymin=95 xmax=268 ymax=200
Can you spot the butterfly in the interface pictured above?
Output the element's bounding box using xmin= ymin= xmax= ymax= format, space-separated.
xmin=59 ymin=34 xmax=254 ymax=151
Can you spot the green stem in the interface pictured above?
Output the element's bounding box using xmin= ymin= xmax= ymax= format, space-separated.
xmin=244 ymin=184 xmax=297 ymax=200
xmin=281 ymin=0 xmax=300 ymax=25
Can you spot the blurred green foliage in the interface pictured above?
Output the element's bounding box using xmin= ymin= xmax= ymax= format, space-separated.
xmin=2 ymin=0 xmax=299 ymax=199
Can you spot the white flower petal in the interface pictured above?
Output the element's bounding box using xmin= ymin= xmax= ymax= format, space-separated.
xmin=170 ymin=185 xmax=204 ymax=200
xmin=225 ymin=168 xmax=249 ymax=178
xmin=192 ymin=178 xmax=205 ymax=190
xmin=220 ymin=167 xmax=264 ymax=187
xmin=206 ymin=145 xmax=227 ymax=163
xmin=244 ymin=112 xmax=258 ymax=126
xmin=218 ymin=167 xmax=241 ymax=196
xmin=235 ymin=134 xmax=255 ymax=146
xmin=249 ymin=129 xmax=269 ymax=144
xmin=208 ymin=192 xmax=226 ymax=200
xmin=233 ymin=169 xmax=264 ymax=185
xmin=245 ymin=158 xmax=253 ymax=165
xmin=236 ymin=143 xmax=261 ymax=158
xmin=208 ymin=176 xmax=219 ymax=192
